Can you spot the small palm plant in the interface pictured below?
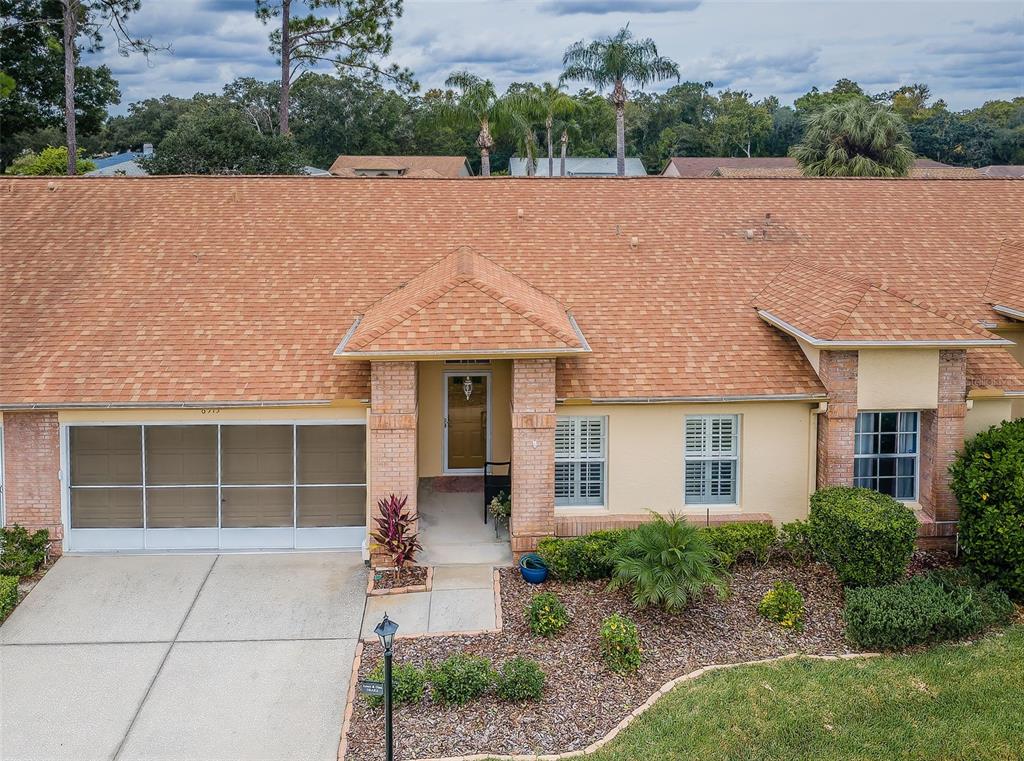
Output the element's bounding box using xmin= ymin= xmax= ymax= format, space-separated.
xmin=370 ymin=494 xmax=422 ymax=582
xmin=608 ymin=513 xmax=728 ymax=611
xmin=437 ymin=71 xmax=513 ymax=176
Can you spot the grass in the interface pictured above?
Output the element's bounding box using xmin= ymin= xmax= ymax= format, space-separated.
xmin=493 ymin=626 xmax=1024 ymax=761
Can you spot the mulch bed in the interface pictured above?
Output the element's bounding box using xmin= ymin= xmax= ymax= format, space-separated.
xmin=345 ymin=559 xmax=855 ymax=761
xmin=371 ymin=565 xmax=429 ymax=592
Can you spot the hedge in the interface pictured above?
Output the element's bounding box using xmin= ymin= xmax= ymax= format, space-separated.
xmin=0 ymin=575 xmax=18 ymax=621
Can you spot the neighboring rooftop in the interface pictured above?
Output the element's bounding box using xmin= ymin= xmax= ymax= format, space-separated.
xmin=509 ymin=156 xmax=647 ymax=177
xmin=978 ymin=165 xmax=1024 ymax=179
xmin=86 ymin=145 xmax=153 ymax=177
xmin=1 ymin=176 xmax=1022 ymax=405
xmin=328 ymin=155 xmax=471 ymax=177
xmin=664 ymin=156 xmax=977 ymax=179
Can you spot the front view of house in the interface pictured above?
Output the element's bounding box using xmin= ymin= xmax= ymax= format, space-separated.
xmin=1 ymin=176 xmax=1022 ymax=559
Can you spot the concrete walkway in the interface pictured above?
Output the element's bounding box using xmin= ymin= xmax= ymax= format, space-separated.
xmin=360 ymin=564 xmax=498 ymax=638
xmin=417 ymin=483 xmax=513 ymax=566
xmin=0 ymin=552 xmax=367 ymax=761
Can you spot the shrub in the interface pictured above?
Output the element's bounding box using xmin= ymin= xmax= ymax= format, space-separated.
xmin=608 ymin=513 xmax=727 ymax=611
xmin=488 ymin=491 xmax=512 ymax=525
xmin=0 ymin=525 xmax=49 ymax=578
xmin=537 ymin=529 xmax=630 ymax=581
xmin=950 ymin=419 xmax=1024 ymax=599
xmin=527 ymin=591 xmax=570 ymax=638
xmin=5 ymin=146 xmax=96 ymax=176
xmin=600 ymin=613 xmax=642 ymax=674
xmin=495 ymin=657 xmax=545 ymax=702
xmin=370 ymin=494 xmax=422 ymax=580
xmin=928 ymin=568 xmax=1015 ymax=629
xmin=779 ymin=519 xmax=815 ymax=565
xmin=703 ymin=522 xmax=777 ymax=566
xmin=0 ymin=575 xmax=18 ymax=621
xmin=808 ymin=487 xmax=916 ymax=587
xmin=757 ymin=581 xmax=806 ymax=632
xmin=364 ymin=661 xmax=426 ymax=708
xmin=428 ymin=654 xmax=495 ymax=704
xmin=842 ymin=572 xmax=1006 ymax=650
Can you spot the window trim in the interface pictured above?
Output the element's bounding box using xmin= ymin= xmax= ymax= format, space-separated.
xmin=683 ymin=414 xmax=741 ymax=507
xmin=554 ymin=415 xmax=608 ymax=508
xmin=853 ymin=410 xmax=920 ymax=502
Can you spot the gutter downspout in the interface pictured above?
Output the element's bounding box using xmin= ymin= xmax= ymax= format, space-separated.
xmin=809 ymin=401 xmax=827 ymax=497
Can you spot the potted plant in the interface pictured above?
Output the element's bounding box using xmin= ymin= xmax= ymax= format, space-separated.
xmin=370 ymin=494 xmax=423 ymax=584
xmin=489 ymin=491 xmax=511 ymax=540
xmin=519 ymin=553 xmax=548 ymax=584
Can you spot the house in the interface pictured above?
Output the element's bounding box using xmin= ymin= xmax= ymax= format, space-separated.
xmin=978 ymin=165 xmax=1024 ymax=179
xmin=85 ymin=144 xmax=153 ymax=177
xmin=663 ymin=156 xmax=980 ymax=178
xmin=328 ymin=155 xmax=472 ymax=177
xmin=509 ymin=156 xmax=647 ymax=177
xmin=1 ymin=176 xmax=1021 ymax=561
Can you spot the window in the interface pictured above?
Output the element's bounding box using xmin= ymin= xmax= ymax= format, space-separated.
xmin=555 ymin=416 xmax=606 ymax=506
xmin=854 ymin=411 xmax=919 ymax=500
xmin=684 ymin=415 xmax=739 ymax=505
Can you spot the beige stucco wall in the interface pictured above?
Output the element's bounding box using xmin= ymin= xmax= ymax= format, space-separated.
xmin=795 ymin=337 xmax=821 ymax=373
xmin=554 ymin=400 xmax=815 ymax=525
xmin=995 ymin=327 xmax=1024 ymax=366
xmin=965 ymin=398 xmax=1016 ymax=439
xmin=417 ymin=360 xmax=512 ymax=477
xmin=857 ymin=349 xmax=939 ymax=410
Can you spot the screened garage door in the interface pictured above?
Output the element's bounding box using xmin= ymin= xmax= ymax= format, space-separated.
xmin=66 ymin=423 xmax=367 ymax=551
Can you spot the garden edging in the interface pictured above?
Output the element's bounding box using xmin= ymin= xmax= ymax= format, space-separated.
xmin=367 ymin=566 xmax=434 ymax=596
xmin=407 ymin=652 xmax=880 ymax=761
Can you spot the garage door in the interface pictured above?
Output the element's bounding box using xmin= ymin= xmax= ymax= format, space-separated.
xmin=66 ymin=423 xmax=367 ymax=551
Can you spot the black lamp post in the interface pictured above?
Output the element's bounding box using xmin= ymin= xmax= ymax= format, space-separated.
xmin=373 ymin=613 xmax=399 ymax=761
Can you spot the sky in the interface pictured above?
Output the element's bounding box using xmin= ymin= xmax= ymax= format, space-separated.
xmin=84 ymin=0 xmax=1024 ymax=114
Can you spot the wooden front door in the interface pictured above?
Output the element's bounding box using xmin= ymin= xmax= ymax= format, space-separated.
xmin=445 ymin=374 xmax=489 ymax=472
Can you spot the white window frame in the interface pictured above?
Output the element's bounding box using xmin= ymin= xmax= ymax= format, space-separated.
xmin=555 ymin=416 xmax=607 ymax=508
xmin=853 ymin=410 xmax=920 ymax=502
xmin=62 ymin=420 xmax=367 ymax=552
xmin=684 ymin=414 xmax=740 ymax=506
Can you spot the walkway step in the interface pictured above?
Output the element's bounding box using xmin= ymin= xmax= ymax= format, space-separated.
xmin=419 ymin=542 xmax=513 ymax=566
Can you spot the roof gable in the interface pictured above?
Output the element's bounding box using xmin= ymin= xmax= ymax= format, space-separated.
xmin=754 ymin=260 xmax=1008 ymax=346
xmin=985 ymin=239 xmax=1024 ymax=320
xmin=335 ymin=247 xmax=588 ymax=358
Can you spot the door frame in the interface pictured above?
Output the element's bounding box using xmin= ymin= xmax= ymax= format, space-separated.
xmin=442 ymin=370 xmax=492 ymax=475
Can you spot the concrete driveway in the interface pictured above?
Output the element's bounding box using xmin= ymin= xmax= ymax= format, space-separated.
xmin=0 ymin=552 xmax=367 ymax=761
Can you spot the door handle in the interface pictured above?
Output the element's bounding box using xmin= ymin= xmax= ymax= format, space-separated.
xmin=443 ymin=416 xmax=448 ymax=429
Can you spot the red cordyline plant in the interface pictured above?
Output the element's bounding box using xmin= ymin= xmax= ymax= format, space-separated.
xmin=370 ymin=494 xmax=423 ymax=581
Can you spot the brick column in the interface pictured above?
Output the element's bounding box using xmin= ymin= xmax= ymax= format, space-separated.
xmin=816 ymin=350 xmax=858 ymax=488
xmin=368 ymin=361 xmax=418 ymax=566
xmin=510 ymin=358 xmax=556 ymax=557
xmin=2 ymin=411 xmax=64 ymax=554
xmin=919 ymin=350 xmax=967 ymax=522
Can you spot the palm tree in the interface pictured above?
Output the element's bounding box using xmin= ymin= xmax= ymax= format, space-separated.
xmin=561 ymin=25 xmax=679 ymax=176
xmin=528 ymin=83 xmax=577 ymax=176
xmin=554 ymin=117 xmax=582 ymax=177
xmin=790 ymin=99 xmax=916 ymax=177
xmin=438 ymin=71 xmax=507 ymax=176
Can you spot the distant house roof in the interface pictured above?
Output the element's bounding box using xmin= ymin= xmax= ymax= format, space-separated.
xmin=664 ymin=156 xmax=972 ymax=178
xmin=509 ymin=156 xmax=647 ymax=177
xmin=328 ymin=155 xmax=471 ymax=177
xmin=86 ymin=145 xmax=153 ymax=176
xmin=301 ymin=166 xmax=333 ymax=177
xmin=978 ymin=165 xmax=1024 ymax=179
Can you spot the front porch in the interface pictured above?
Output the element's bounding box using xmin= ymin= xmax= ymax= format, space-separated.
xmin=416 ymin=477 xmax=513 ymax=566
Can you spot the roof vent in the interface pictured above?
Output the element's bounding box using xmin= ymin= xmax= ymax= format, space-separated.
xmin=744 ymin=229 xmax=755 ymax=240
xmin=517 ymin=208 xmax=524 ymax=219
xmin=47 ymin=181 xmax=58 ymax=192
xmin=629 ymin=236 xmax=639 ymax=249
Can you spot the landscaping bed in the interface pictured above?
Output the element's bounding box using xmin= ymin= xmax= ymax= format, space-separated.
xmin=344 ymin=559 xmax=851 ymax=761
xmin=369 ymin=565 xmax=430 ymax=594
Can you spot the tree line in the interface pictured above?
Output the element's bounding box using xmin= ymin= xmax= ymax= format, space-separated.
xmin=2 ymin=1 xmax=1022 ymax=175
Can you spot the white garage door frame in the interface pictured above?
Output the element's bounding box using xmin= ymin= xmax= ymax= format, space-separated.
xmin=61 ymin=420 xmax=368 ymax=553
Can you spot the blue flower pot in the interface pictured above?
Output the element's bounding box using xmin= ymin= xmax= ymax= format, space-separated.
xmin=519 ymin=553 xmax=548 ymax=584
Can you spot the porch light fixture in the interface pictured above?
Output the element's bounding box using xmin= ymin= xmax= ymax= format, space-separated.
xmin=374 ymin=612 xmax=399 ymax=651
xmin=462 ymin=375 xmax=474 ymax=401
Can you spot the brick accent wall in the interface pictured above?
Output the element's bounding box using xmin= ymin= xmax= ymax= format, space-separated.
xmin=2 ymin=411 xmax=63 ymax=553
xmin=816 ymin=350 xmax=858 ymax=488
xmin=919 ymin=350 xmax=968 ymax=523
xmin=368 ymin=362 xmax=418 ymax=566
xmin=555 ymin=512 xmax=772 ymax=536
xmin=510 ymin=359 xmax=556 ymax=556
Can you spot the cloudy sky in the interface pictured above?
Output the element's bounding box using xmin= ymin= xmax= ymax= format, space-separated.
xmin=85 ymin=0 xmax=1023 ymax=113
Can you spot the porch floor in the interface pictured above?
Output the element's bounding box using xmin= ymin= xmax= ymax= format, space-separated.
xmin=416 ymin=480 xmax=513 ymax=566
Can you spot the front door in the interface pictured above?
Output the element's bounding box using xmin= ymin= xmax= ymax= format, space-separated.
xmin=444 ymin=373 xmax=489 ymax=473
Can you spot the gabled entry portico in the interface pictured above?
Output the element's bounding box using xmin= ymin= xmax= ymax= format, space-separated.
xmin=334 ymin=247 xmax=590 ymax=563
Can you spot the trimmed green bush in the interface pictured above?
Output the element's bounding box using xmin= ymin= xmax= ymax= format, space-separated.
xmin=703 ymin=522 xmax=777 ymax=566
xmin=495 ymin=657 xmax=545 ymax=702
xmin=600 ymin=613 xmax=642 ymax=674
xmin=526 ymin=591 xmax=570 ymax=638
xmin=536 ymin=529 xmax=630 ymax=581
xmin=428 ymin=654 xmax=495 ymax=704
xmin=843 ymin=571 xmax=1013 ymax=650
xmin=364 ymin=661 xmax=426 ymax=707
xmin=778 ymin=519 xmax=815 ymax=565
xmin=608 ymin=513 xmax=727 ymax=611
xmin=0 ymin=525 xmax=49 ymax=578
xmin=0 ymin=575 xmax=18 ymax=621
xmin=808 ymin=487 xmax=916 ymax=587
xmin=757 ymin=581 xmax=805 ymax=632
xmin=950 ymin=419 xmax=1024 ymax=599
xmin=928 ymin=568 xmax=1015 ymax=629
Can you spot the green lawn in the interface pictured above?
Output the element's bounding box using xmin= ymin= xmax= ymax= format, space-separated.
xmin=533 ymin=627 xmax=1024 ymax=761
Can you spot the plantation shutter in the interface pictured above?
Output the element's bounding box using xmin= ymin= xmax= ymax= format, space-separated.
xmin=684 ymin=415 xmax=738 ymax=504
xmin=554 ymin=416 xmax=606 ymax=506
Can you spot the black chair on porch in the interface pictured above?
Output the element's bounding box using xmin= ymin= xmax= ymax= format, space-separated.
xmin=483 ymin=461 xmax=511 ymax=524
